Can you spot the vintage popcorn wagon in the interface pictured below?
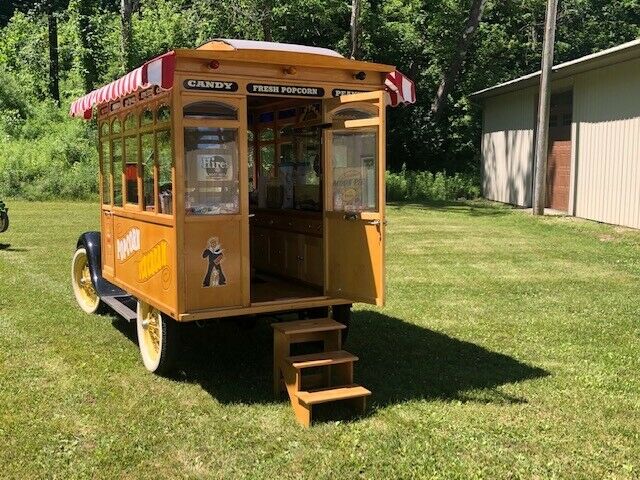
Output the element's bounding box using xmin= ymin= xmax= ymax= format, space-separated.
xmin=69 ymin=40 xmax=415 ymax=398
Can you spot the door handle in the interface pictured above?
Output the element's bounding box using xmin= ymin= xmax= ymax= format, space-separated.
xmin=365 ymin=220 xmax=387 ymax=226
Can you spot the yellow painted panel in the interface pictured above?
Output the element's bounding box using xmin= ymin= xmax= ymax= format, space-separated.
xmin=112 ymin=216 xmax=177 ymax=313
xmin=184 ymin=219 xmax=244 ymax=311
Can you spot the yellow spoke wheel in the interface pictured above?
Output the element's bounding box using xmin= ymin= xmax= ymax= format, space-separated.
xmin=136 ymin=300 xmax=177 ymax=374
xmin=71 ymin=247 xmax=102 ymax=314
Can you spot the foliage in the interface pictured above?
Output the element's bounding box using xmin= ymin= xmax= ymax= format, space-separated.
xmin=0 ymin=0 xmax=638 ymax=198
xmin=386 ymin=168 xmax=481 ymax=202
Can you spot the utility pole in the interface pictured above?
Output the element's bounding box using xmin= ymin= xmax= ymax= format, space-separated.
xmin=532 ymin=0 xmax=559 ymax=215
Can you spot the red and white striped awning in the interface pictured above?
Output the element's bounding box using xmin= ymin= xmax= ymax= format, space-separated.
xmin=385 ymin=70 xmax=416 ymax=107
xmin=69 ymin=51 xmax=176 ymax=119
xmin=70 ymin=51 xmax=415 ymax=119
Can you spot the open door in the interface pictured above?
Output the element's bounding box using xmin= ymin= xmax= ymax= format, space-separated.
xmin=323 ymin=91 xmax=386 ymax=306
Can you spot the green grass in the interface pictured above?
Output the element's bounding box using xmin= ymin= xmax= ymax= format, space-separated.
xmin=1 ymin=200 xmax=639 ymax=479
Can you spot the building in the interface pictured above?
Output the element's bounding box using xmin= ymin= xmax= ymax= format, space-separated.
xmin=472 ymin=39 xmax=640 ymax=229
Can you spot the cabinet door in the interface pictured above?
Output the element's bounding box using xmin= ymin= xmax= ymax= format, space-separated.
xmin=302 ymin=235 xmax=323 ymax=286
xmin=252 ymin=227 xmax=269 ymax=271
xmin=284 ymin=232 xmax=301 ymax=278
xmin=268 ymin=230 xmax=286 ymax=274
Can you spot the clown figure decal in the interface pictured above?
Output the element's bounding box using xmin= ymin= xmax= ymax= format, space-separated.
xmin=202 ymin=236 xmax=226 ymax=287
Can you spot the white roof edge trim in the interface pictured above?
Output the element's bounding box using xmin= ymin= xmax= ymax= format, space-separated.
xmin=213 ymin=38 xmax=344 ymax=58
xmin=471 ymin=37 xmax=640 ymax=98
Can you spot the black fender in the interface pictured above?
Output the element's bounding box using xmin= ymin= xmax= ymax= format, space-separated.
xmin=76 ymin=231 xmax=128 ymax=298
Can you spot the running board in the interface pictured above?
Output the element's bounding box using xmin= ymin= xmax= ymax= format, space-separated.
xmin=102 ymin=295 xmax=137 ymax=322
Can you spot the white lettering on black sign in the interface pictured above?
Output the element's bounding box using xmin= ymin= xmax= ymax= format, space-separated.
xmin=184 ymin=79 xmax=238 ymax=92
xmin=247 ymin=83 xmax=325 ymax=97
xmin=332 ymin=89 xmax=368 ymax=97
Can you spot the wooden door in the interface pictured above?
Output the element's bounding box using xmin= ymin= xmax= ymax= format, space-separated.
xmin=178 ymin=95 xmax=250 ymax=311
xmin=323 ymin=91 xmax=386 ymax=306
xmin=546 ymin=92 xmax=572 ymax=211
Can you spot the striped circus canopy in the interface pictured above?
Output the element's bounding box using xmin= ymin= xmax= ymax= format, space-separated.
xmin=70 ymin=51 xmax=415 ymax=119
xmin=69 ymin=52 xmax=176 ymax=119
xmin=384 ymin=70 xmax=416 ymax=107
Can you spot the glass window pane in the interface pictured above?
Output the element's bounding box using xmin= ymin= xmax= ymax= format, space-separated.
xmin=142 ymin=133 xmax=155 ymax=211
xmin=260 ymin=128 xmax=274 ymax=142
xmin=279 ymin=125 xmax=293 ymax=138
xmin=294 ymin=127 xmax=321 ymax=211
xmin=100 ymin=142 xmax=111 ymax=205
xmin=112 ymin=139 xmax=123 ymax=206
xmin=112 ymin=118 xmax=121 ymax=135
xmin=125 ymin=136 xmax=139 ymax=204
xmin=124 ymin=113 xmax=137 ymax=130
xmin=183 ymin=101 xmax=237 ymax=120
xmin=333 ymin=108 xmax=375 ymax=120
xmin=279 ymin=142 xmax=294 ymax=165
xmin=100 ymin=122 xmax=109 ymax=137
xmin=157 ymin=130 xmax=173 ymax=214
xmin=259 ymin=112 xmax=274 ymax=123
xmin=184 ymin=127 xmax=239 ymax=215
xmin=142 ymin=108 xmax=154 ymax=125
xmin=331 ymin=130 xmax=377 ymax=212
xmin=157 ymin=104 xmax=171 ymax=123
xmin=260 ymin=144 xmax=275 ymax=176
xmin=248 ymin=130 xmax=255 ymax=194
xmin=278 ymin=108 xmax=296 ymax=120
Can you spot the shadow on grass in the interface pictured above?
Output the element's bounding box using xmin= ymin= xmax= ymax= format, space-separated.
xmin=388 ymin=200 xmax=515 ymax=217
xmin=112 ymin=309 xmax=548 ymax=409
xmin=0 ymin=243 xmax=28 ymax=252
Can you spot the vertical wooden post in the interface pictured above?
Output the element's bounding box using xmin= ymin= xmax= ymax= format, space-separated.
xmin=532 ymin=0 xmax=559 ymax=215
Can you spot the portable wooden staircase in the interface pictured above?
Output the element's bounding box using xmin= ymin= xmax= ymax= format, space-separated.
xmin=272 ymin=318 xmax=371 ymax=427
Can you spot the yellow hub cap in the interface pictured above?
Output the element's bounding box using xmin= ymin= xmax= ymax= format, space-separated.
xmin=138 ymin=302 xmax=162 ymax=369
xmin=72 ymin=248 xmax=100 ymax=313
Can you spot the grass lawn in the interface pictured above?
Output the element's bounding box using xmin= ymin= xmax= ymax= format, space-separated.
xmin=0 ymin=200 xmax=638 ymax=479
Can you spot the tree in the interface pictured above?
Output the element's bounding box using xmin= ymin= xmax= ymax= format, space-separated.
xmin=77 ymin=0 xmax=100 ymax=92
xmin=12 ymin=0 xmax=69 ymax=103
xmin=120 ymin=0 xmax=133 ymax=72
xmin=430 ymin=0 xmax=487 ymax=122
xmin=349 ymin=0 xmax=361 ymax=59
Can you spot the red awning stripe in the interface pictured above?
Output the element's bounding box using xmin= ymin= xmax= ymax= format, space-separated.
xmin=385 ymin=70 xmax=416 ymax=107
xmin=69 ymin=51 xmax=176 ymax=119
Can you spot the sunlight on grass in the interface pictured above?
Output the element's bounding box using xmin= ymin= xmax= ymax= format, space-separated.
xmin=0 ymin=200 xmax=638 ymax=478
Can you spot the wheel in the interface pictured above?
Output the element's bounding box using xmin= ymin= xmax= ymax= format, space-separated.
xmin=136 ymin=300 xmax=178 ymax=374
xmin=332 ymin=304 xmax=351 ymax=344
xmin=71 ymin=247 xmax=103 ymax=314
xmin=0 ymin=211 xmax=8 ymax=233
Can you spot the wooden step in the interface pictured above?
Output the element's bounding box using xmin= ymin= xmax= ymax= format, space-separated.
xmin=286 ymin=350 xmax=357 ymax=369
xmin=296 ymin=384 xmax=371 ymax=406
xmin=272 ymin=318 xmax=345 ymax=336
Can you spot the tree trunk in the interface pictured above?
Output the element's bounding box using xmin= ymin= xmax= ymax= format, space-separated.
xmin=430 ymin=0 xmax=487 ymax=121
xmin=120 ymin=0 xmax=133 ymax=72
xmin=47 ymin=10 xmax=60 ymax=103
xmin=260 ymin=0 xmax=274 ymax=42
xmin=78 ymin=0 xmax=99 ymax=93
xmin=350 ymin=0 xmax=361 ymax=59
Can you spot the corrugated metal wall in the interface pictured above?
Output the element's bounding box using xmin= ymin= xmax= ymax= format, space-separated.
xmin=481 ymin=88 xmax=535 ymax=207
xmin=572 ymin=58 xmax=640 ymax=229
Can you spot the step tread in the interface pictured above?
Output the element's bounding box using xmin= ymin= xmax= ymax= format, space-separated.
xmin=286 ymin=350 xmax=358 ymax=369
xmin=272 ymin=318 xmax=345 ymax=335
xmin=296 ymin=384 xmax=371 ymax=405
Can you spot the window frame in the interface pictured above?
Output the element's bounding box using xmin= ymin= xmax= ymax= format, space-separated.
xmin=98 ymin=93 xmax=173 ymax=217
